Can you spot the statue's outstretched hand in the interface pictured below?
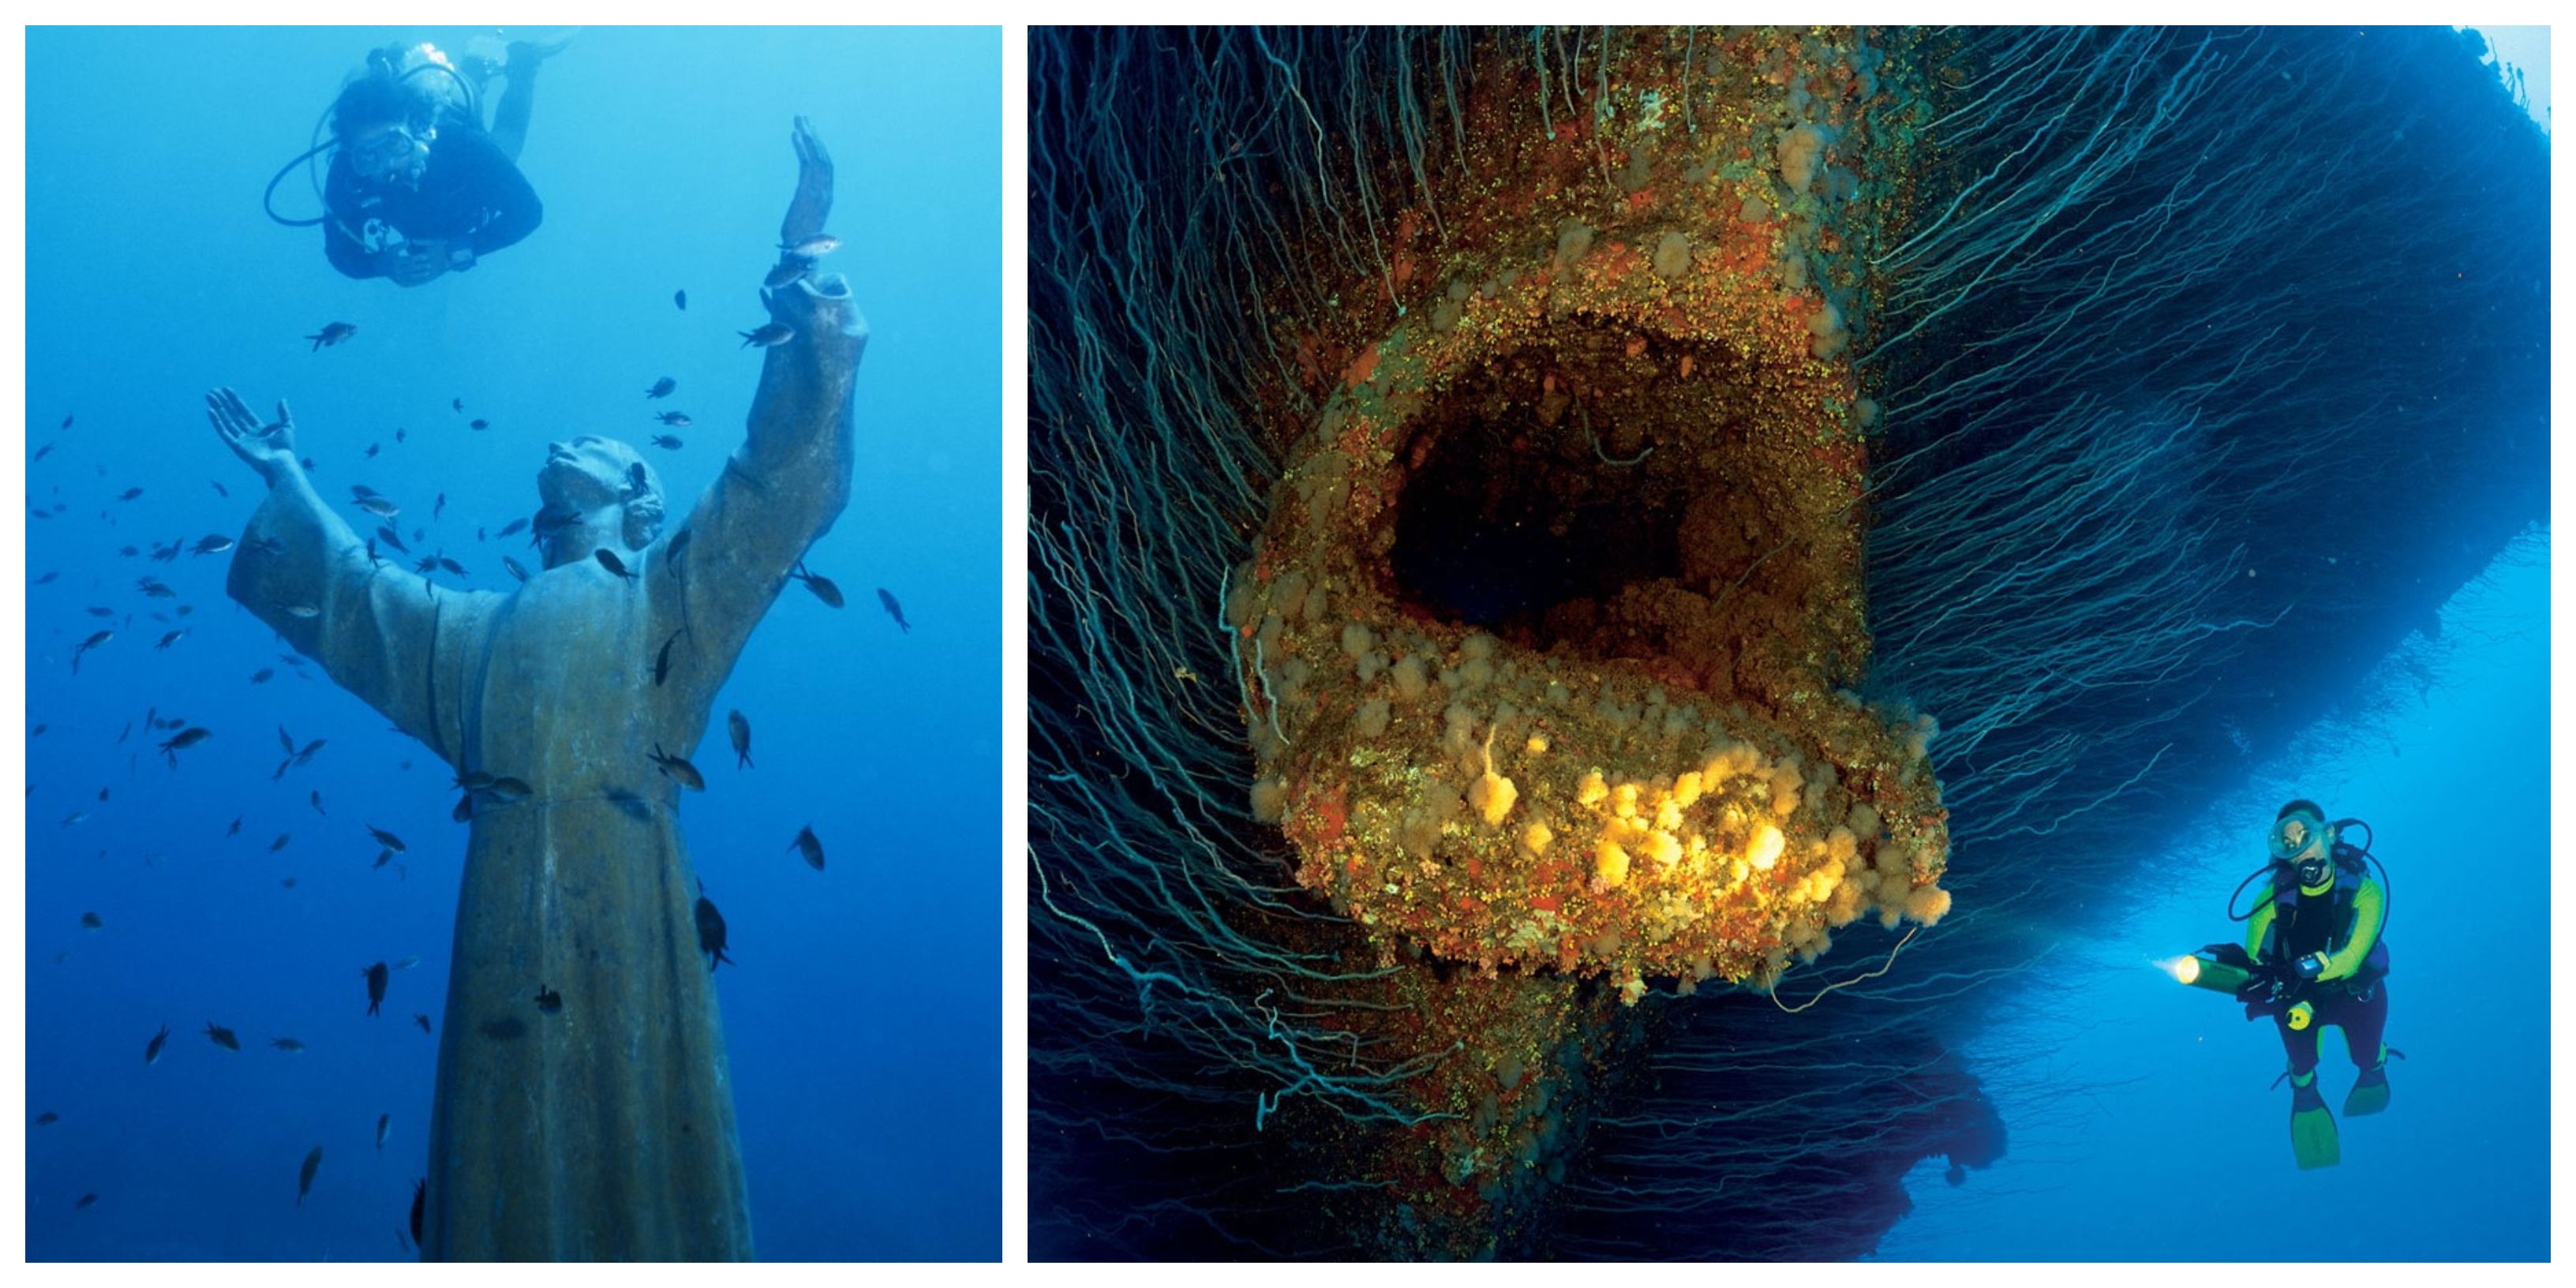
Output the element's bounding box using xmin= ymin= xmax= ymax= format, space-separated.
xmin=206 ymin=386 xmax=301 ymax=488
xmin=781 ymin=115 xmax=835 ymax=248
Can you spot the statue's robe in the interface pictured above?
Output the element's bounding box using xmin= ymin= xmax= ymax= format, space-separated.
xmin=227 ymin=276 xmax=866 ymax=1260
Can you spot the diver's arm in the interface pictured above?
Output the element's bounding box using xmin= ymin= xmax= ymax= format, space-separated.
xmin=2312 ymin=878 xmax=2385 ymax=982
xmin=2242 ymin=897 xmax=2275 ymax=963
xmin=449 ymin=126 xmax=542 ymax=257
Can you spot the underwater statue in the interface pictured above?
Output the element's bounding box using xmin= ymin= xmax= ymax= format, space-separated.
xmin=208 ymin=118 xmax=863 ymax=1260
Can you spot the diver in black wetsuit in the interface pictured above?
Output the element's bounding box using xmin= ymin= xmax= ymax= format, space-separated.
xmin=318 ymin=36 xmax=565 ymax=286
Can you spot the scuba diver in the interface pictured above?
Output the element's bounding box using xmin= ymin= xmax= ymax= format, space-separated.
xmin=265 ymin=33 xmax=571 ymax=286
xmin=2179 ymin=799 xmax=2396 ymax=1170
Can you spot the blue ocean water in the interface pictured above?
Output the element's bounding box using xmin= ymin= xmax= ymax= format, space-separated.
xmin=24 ymin=27 xmax=1000 ymax=1260
xmin=1877 ymin=532 xmax=2552 ymax=1260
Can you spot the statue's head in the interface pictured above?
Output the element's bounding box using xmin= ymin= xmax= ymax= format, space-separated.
xmin=537 ymin=436 xmax=665 ymax=556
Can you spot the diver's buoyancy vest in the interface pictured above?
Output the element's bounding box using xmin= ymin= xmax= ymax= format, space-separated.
xmin=2260 ymin=846 xmax=2389 ymax=990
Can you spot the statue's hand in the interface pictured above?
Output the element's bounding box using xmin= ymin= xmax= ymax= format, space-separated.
xmin=205 ymin=386 xmax=301 ymax=488
xmin=780 ymin=115 xmax=834 ymax=248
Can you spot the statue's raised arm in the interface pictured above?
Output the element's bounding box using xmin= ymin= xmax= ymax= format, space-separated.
xmin=650 ymin=117 xmax=868 ymax=718
xmin=212 ymin=387 xmax=500 ymax=768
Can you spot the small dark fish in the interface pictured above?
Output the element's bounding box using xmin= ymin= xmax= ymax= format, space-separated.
xmin=653 ymin=411 xmax=692 ymax=427
xmin=366 ymin=443 xmax=381 ymax=459
xmin=650 ymin=434 xmax=684 ymax=451
xmin=36 ymin=571 xmax=57 ymax=584
xmin=30 ymin=723 xmax=45 ymax=736
xmin=213 ymin=480 xmax=231 ymax=499
xmin=35 ymin=441 xmax=56 ymax=462
xmin=72 ymin=629 xmax=112 ymax=673
xmin=376 ymin=1113 xmax=391 ymax=1151
xmin=309 ymin=789 xmax=326 ymax=814
xmin=269 ymin=832 xmax=291 ymax=853
xmin=414 ymin=554 xmax=439 ymax=575
xmin=451 ymin=398 xmax=464 ymax=413
xmin=646 ymin=377 xmax=676 ymax=399
xmin=227 ymin=816 xmax=242 ymax=837
xmin=414 ymin=1013 xmax=432 ymax=1034
xmin=136 ymin=578 xmax=177 ymax=600
xmin=36 ymin=1111 xmax=60 ymax=1126
xmin=61 ymin=810 xmax=88 ymax=827
xmin=534 ymin=985 xmax=563 ymax=1014
xmin=298 ymin=1145 xmax=323 ymax=1207
xmin=593 ymin=549 xmax=636 ymax=581
xmin=438 ymin=556 xmax=466 ymax=577
xmin=373 ymin=848 xmax=392 ymax=871
xmin=75 ymin=1193 xmax=99 ymax=1211
xmin=85 ymin=605 xmax=117 ymax=617
xmin=116 ymin=486 xmax=143 ymax=502
xmin=190 ymin=534 xmax=234 ymax=556
xmin=80 ymin=911 xmax=103 ymax=930
xmin=780 ymin=233 xmax=842 ymax=257
xmin=394 ymin=955 xmax=421 ymax=971
xmin=650 ymin=743 xmax=706 ymax=792
xmin=411 ymin=1179 xmax=426 ymax=1245
xmin=790 ymin=563 xmax=844 ymax=608
xmin=365 ymin=961 xmax=388 ymax=1016
xmin=470 ymin=418 xmax=491 ymax=432
xmin=354 ymin=496 xmax=400 ymax=519
xmin=306 ymin=321 xmax=357 ymax=351
xmin=152 ymin=538 xmax=184 ymax=562
xmin=155 ymin=629 xmax=185 ymax=649
xmin=502 ymin=556 xmax=530 ymax=582
xmin=789 ymin=824 xmax=825 ymax=871
xmin=654 ymin=629 xmax=682 ymax=685
xmin=728 ymin=710 xmax=752 ymax=769
xmin=271 ymin=1037 xmax=306 ymax=1053
xmin=876 ymin=588 xmax=911 ymax=633
xmin=250 ymin=668 xmax=275 ymax=684
xmin=496 ymin=516 xmax=530 ymax=538
xmin=159 ymin=726 xmax=211 ymax=763
xmin=281 ymin=877 xmax=298 ymax=889
xmin=205 ymin=1022 xmax=240 ymax=1051
xmin=738 ymin=322 xmax=795 ymax=349
xmin=434 ymin=492 xmax=447 ymax=519
xmin=377 ymin=525 xmax=409 ymax=554
xmin=367 ymin=825 xmax=407 ymax=852
xmin=695 ymin=891 xmax=733 ymax=971
xmin=145 ymin=1023 xmax=169 ymax=1064
xmin=763 ymin=259 xmax=811 ymax=289
xmin=294 ymin=738 xmax=325 ymax=766
xmin=674 ymin=289 xmax=688 ymax=311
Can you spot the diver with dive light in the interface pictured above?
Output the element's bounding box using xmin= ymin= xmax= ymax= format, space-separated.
xmin=2170 ymin=799 xmax=2399 ymax=1170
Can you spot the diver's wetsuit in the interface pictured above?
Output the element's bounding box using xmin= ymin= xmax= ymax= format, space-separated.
xmin=323 ymin=111 xmax=540 ymax=279
xmin=2246 ymin=861 xmax=2390 ymax=1075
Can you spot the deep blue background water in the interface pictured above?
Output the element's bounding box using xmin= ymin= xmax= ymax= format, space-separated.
xmin=23 ymin=26 xmax=1001 ymax=1260
xmin=1878 ymin=534 xmax=2551 ymax=1260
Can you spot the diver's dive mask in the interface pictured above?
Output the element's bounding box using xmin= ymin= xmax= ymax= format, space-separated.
xmin=2269 ymin=814 xmax=2332 ymax=887
xmin=350 ymin=121 xmax=432 ymax=182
